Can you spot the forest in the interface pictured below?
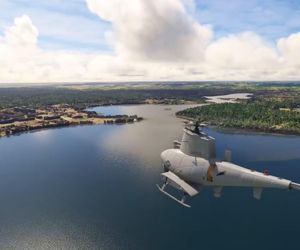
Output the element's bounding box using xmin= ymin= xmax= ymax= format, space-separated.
xmin=1 ymin=81 xmax=300 ymax=108
xmin=0 ymin=83 xmax=241 ymax=108
xmin=177 ymin=97 xmax=300 ymax=134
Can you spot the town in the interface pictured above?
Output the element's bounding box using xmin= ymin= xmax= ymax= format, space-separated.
xmin=0 ymin=104 xmax=143 ymax=138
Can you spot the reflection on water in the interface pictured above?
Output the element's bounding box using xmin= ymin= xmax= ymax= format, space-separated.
xmin=92 ymin=104 xmax=300 ymax=164
xmin=0 ymin=104 xmax=300 ymax=250
xmin=206 ymin=128 xmax=300 ymax=163
xmin=91 ymin=105 xmax=198 ymax=163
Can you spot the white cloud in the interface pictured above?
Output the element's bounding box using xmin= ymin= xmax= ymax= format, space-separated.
xmin=205 ymin=32 xmax=280 ymax=69
xmin=201 ymin=32 xmax=284 ymax=80
xmin=0 ymin=0 xmax=110 ymax=50
xmin=0 ymin=1 xmax=300 ymax=84
xmin=86 ymin=0 xmax=212 ymax=61
xmin=278 ymin=32 xmax=300 ymax=66
xmin=4 ymin=14 xmax=38 ymax=47
xmin=0 ymin=15 xmax=39 ymax=81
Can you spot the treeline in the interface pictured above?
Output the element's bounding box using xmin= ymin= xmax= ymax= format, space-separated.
xmin=0 ymin=87 xmax=144 ymax=108
xmin=0 ymin=86 xmax=240 ymax=108
xmin=177 ymin=99 xmax=300 ymax=134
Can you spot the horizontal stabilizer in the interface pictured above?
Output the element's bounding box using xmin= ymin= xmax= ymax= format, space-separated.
xmin=213 ymin=186 xmax=223 ymax=198
xmin=253 ymin=187 xmax=263 ymax=200
xmin=161 ymin=171 xmax=199 ymax=196
xmin=224 ymin=150 xmax=232 ymax=162
xmin=291 ymin=182 xmax=300 ymax=191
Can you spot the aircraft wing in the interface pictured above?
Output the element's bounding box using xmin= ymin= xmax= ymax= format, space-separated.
xmin=161 ymin=171 xmax=199 ymax=196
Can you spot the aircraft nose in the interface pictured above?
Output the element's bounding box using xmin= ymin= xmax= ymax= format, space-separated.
xmin=160 ymin=150 xmax=171 ymax=171
xmin=160 ymin=150 xmax=168 ymax=162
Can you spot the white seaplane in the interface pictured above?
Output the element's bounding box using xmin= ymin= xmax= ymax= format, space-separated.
xmin=157 ymin=122 xmax=300 ymax=208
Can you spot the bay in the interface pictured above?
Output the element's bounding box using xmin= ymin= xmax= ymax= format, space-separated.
xmin=0 ymin=104 xmax=299 ymax=250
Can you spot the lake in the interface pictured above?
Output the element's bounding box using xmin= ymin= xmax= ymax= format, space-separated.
xmin=0 ymin=104 xmax=300 ymax=250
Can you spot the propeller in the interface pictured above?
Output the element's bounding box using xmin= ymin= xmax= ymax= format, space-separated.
xmin=184 ymin=120 xmax=207 ymax=134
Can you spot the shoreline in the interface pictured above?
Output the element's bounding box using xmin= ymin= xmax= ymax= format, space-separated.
xmin=0 ymin=99 xmax=197 ymax=139
xmin=0 ymin=118 xmax=142 ymax=139
xmin=2 ymin=105 xmax=298 ymax=139
xmin=83 ymin=99 xmax=200 ymax=109
xmin=0 ymin=104 xmax=143 ymax=139
xmin=1 ymin=95 xmax=299 ymax=138
xmin=176 ymin=114 xmax=300 ymax=136
xmin=0 ymin=120 xmax=138 ymax=139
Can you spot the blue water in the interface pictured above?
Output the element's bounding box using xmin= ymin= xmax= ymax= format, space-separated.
xmin=89 ymin=105 xmax=136 ymax=116
xmin=0 ymin=104 xmax=300 ymax=250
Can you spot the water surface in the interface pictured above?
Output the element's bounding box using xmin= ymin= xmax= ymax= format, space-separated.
xmin=0 ymin=104 xmax=300 ymax=250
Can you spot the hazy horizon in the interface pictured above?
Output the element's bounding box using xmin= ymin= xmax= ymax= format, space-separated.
xmin=1 ymin=80 xmax=300 ymax=89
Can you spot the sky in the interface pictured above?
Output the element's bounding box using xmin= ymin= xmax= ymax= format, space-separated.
xmin=0 ymin=0 xmax=300 ymax=84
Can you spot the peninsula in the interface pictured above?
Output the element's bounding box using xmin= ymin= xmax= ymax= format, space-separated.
xmin=0 ymin=104 xmax=143 ymax=138
xmin=177 ymin=93 xmax=300 ymax=135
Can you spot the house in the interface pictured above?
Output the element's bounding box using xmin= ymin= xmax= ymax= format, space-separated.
xmin=43 ymin=115 xmax=61 ymax=120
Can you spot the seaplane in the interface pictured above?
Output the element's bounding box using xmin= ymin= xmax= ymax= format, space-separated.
xmin=157 ymin=122 xmax=300 ymax=208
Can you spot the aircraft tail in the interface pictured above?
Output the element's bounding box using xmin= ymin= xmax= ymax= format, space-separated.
xmin=290 ymin=182 xmax=300 ymax=191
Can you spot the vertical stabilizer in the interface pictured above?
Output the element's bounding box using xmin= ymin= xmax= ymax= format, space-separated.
xmin=180 ymin=128 xmax=216 ymax=160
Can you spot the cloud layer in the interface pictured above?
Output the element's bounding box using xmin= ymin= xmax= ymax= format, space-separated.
xmin=0 ymin=0 xmax=300 ymax=84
